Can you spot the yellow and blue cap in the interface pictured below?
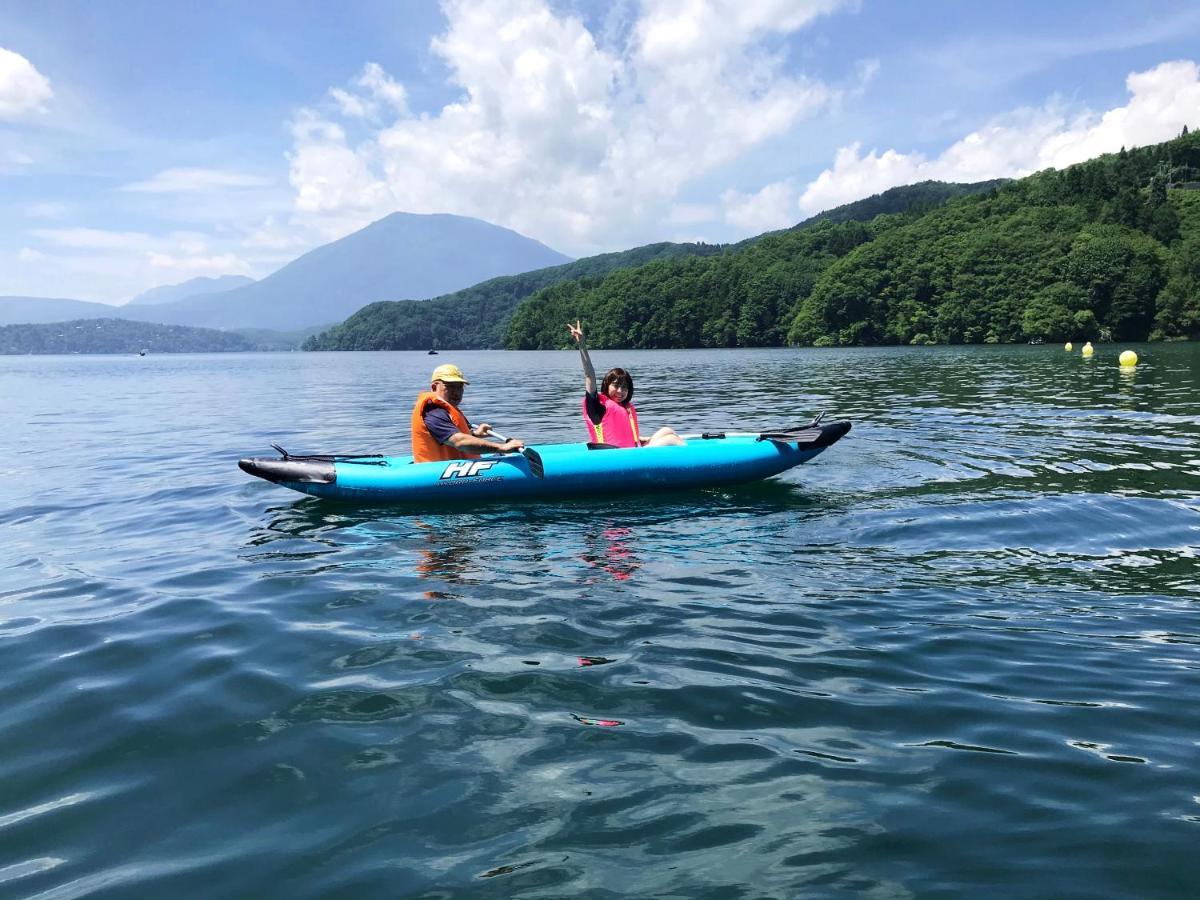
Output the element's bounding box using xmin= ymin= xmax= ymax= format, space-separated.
xmin=431 ymin=363 xmax=469 ymax=384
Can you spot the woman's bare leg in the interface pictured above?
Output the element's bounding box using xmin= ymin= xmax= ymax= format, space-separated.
xmin=645 ymin=427 xmax=685 ymax=447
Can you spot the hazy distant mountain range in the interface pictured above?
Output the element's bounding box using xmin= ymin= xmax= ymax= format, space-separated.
xmin=0 ymin=318 xmax=257 ymax=354
xmin=124 ymin=212 xmax=571 ymax=331
xmin=125 ymin=275 xmax=256 ymax=306
xmin=2 ymin=212 xmax=572 ymax=333
xmin=0 ymin=296 xmax=120 ymax=327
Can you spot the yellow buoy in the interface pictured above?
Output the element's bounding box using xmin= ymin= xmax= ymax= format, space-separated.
xmin=1064 ymin=341 xmax=1073 ymax=351
xmin=1119 ymin=350 xmax=1138 ymax=367
xmin=1082 ymin=343 xmax=1094 ymax=358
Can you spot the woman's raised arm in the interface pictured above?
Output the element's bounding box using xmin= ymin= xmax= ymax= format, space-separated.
xmin=567 ymin=320 xmax=597 ymax=396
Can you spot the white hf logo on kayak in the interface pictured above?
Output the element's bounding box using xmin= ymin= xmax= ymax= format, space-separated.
xmin=440 ymin=460 xmax=500 ymax=480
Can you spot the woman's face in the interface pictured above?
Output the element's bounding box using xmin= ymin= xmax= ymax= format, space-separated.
xmin=606 ymin=381 xmax=629 ymax=403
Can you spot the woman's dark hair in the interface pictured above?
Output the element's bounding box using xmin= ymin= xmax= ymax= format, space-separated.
xmin=601 ymin=367 xmax=634 ymax=404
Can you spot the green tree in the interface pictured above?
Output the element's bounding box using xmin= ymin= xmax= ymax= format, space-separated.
xmin=1020 ymin=282 xmax=1092 ymax=340
xmin=1065 ymin=226 xmax=1167 ymax=339
xmin=1152 ymin=240 xmax=1200 ymax=339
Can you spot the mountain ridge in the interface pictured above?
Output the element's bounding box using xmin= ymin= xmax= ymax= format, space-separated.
xmin=126 ymin=275 xmax=255 ymax=306
xmin=0 ymin=318 xmax=257 ymax=354
xmin=0 ymin=295 xmax=121 ymax=327
xmin=125 ymin=212 xmax=572 ymax=331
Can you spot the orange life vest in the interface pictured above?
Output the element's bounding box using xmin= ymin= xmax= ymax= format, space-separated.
xmin=410 ymin=392 xmax=478 ymax=463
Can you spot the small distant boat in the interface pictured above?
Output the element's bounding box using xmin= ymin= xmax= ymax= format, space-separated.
xmin=138 ymin=349 xmax=148 ymax=356
xmin=1027 ymin=338 xmax=1044 ymax=345
xmin=427 ymin=348 xmax=438 ymax=355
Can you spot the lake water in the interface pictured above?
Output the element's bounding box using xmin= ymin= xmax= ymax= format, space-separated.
xmin=2 ymin=344 xmax=1198 ymax=898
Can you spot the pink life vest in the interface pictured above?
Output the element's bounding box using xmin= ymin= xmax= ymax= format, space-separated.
xmin=582 ymin=394 xmax=641 ymax=448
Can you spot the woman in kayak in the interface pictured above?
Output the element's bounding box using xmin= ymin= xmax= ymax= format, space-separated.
xmin=567 ymin=321 xmax=684 ymax=448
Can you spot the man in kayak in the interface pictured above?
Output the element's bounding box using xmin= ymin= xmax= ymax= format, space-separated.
xmin=567 ymin=322 xmax=684 ymax=448
xmin=410 ymin=364 xmax=524 ymax=463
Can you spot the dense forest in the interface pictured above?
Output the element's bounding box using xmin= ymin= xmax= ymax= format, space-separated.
xmin=0 ymin=319 xmax=257 ymax=354
xmin=303 ymin=242 xmax=724 ymax=351
xmin=506 ymin=130 xmax=1199 ymax=348
xmin=505 ymin=220 xmax=876 ymax=348
xmin=754 ymin=178 xmax=1008 ymax=242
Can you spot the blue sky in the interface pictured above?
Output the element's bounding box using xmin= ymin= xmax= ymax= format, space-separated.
xmin=2 ymin=0 xmax=1198 ymax=303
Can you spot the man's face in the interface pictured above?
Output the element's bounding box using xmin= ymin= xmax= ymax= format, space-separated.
xmin=433 ymin=380 xmax=465 ymax=405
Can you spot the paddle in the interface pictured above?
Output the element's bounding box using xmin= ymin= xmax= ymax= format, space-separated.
xmin=268 ymin=443 xmax=388 ymax=465
xmin=679 ymin=412 xmax=831 ymax=443
xmin=488 ymin=431 xmax=544 ymax=479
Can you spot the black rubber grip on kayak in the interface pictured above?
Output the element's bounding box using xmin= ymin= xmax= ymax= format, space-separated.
xmin=701 ymin=432 xmax=726 ymax=439
xmin=239 ymin=456 xmax=336 ymax=484
xmin=758 ymin=420 xmax=851 ymax=447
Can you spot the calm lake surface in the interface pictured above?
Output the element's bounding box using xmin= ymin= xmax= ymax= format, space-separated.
xmin=2 ymin=345 xmax=1198 ymax=898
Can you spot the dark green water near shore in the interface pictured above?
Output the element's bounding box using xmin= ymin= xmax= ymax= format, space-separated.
xmin=2 ymin=344 xmax=1198 ymax=898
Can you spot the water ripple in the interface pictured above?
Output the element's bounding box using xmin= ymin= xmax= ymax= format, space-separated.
xmin=1 ymin=346 xmax=1198 ymax=896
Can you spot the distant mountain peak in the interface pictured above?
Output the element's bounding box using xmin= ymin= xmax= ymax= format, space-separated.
xmin=117 ymin=213 xmax=571 ymax=331
xmin=126 ymin=274 xmax=256 ymax=307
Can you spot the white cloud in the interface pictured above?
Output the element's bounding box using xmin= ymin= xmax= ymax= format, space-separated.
xmin=243 ymin=217 xmax=292 ymax=249
xmin=666 ymin=203 xmax=718 ymax=225
xmin=636 ymin=0 xmax=845 ymax=66
xmin=798 ymin=59 xmax=1200 ymax=216
xmin=32 ymin=228 xmax=154 ymax=251
xmin=288 ymin=110 xmax=390 ymax=222
xmin=26 ymin=201 xmax=70 ymax=219
xmin=0 ymin=47 xmax=52 ymax=119
xmin=1038 ymin=60 xmax=1200 ymax=167
xmin=147 ymin=252 xmax=252 ymax=277
xmin=19 ymin=228 xmax=255 ymax=302
xmin=331 ymin=62 xmax=408 ymax=119
xmin=851 ymin=58 xmax=879 ymax=94
xmin=2 ymin=148 xmax=34 ymax=168
xmin=283 ymin=0 xmax=847 ymax=253
xmin=329 ymin=88 xmax=371 ymax=119
xmin=120 ymin=167 xmax=273 ymax=193
xmin=722 ymin=180 xmax=798 ymax=231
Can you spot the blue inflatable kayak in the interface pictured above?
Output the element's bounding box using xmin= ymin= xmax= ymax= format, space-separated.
xmin=238 ymin=418 xmax=850 ymax=505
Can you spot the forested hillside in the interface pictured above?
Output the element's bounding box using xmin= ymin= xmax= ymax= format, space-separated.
xmin=789 ymin=179 xmax=1010 ymax=232
xmin=0 ymin=319 xmax=256 ymax=354
xmin=505 ymin=130 xmax=1199 ymax=348
xmin=304 ymin=179 xmax=1003 ymax=351
xmin=791 ymin=135 xmax=1199 ymax=345
xmin=303 ymin=242 xmax=723 ymax=350
xmin=505 ymin=220 xmax=877 ymax=348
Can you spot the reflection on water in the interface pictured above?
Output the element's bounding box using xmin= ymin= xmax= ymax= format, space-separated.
xmin=412 ymin=517 xmax=482 ymax=587
xmin=1 ymin=345 xmax=1199 ymax=898
xmin=581 ymin=525 xmax=642 ymax=582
